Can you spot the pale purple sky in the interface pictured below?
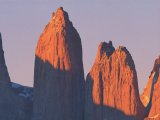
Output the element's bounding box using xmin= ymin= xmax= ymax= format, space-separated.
xmin=0 ymin=0 xmax=159 ymax=93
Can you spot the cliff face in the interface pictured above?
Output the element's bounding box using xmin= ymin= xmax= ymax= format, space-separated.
xmin=0 ymin=33 xmax=32 ymax=120
xmin=32 ymin=7 xmax=85 ymax=120
xmin=85 ymin=41 xmax=144 ymax=120
xmin=141 ymin=57 xmax=160 ymax=120
xmin=0 ymin=33 xmax=10 ymax=86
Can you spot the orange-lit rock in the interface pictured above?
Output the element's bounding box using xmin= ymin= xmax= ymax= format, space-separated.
xmin=32 ymin=7 xmax=85 ymax=120
xmin=140 ymin=72 xmax=155 ymax=107
xmin=85 ymin=41 xmax=144 ymax=120
xmin=142 ymin=56 xmax=160 ymax=120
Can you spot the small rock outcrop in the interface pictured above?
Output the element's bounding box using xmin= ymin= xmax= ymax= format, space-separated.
xmin=32 ymin=7 xmax=85 ymax=120
xmin=85 ymin=41 xmax=144 ymax=120
xmin=141 ymin=56 xmax=160 ymax=120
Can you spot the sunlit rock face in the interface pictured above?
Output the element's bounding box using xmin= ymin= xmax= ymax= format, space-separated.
xmin=85 ymin=41 xmax=144 ymax=120
xmin=32 ymin=7 xmax=85 ymax=120
xmin=0 ymin=33 xmax=32 ymax=120
xmin=140 ymin=73 xmax=155 ymax=108
xmin=142 ymin=56 xmax=160 ymax=120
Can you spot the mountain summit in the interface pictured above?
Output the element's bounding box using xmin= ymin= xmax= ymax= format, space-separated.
xmin=85 ymin=41 xmax=144 ymax=120
xmin=98 ymin=41 xmax=115 ymax=58
xmin=32 ymin=7 xmax=85 ymax=120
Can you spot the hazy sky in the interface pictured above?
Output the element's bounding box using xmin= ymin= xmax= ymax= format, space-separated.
xmin=0 ymin=0 xmax=159 ymax=93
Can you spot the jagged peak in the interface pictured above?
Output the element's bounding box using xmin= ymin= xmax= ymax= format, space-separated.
xmin=95 ymin=41 xmax=136 ymax=72
xmin=54 ymin=7 xmax=67 ymax=18
xmin=39 ymin=7 xmax=71 ymax=39
xmin=95 ymin=42 xmax=136 ymax=70
xmin=50 ymin=7 xmax=69 ymax=26
xmin=98 ymin=41 xmax=115 ymax=59
xmin=36 ymin=7 xmax=82 ymax=70
xmin=57 ymin=7 xmax=64 ymax=12
xmin=96 ymin=41 xmax=132 ymax=61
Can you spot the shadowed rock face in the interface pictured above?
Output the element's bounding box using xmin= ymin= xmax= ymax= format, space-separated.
xmin=0 ymin=33 xmax=10 ymax=85
xmin=85 ymin=42 xmax=144 ymax=120
xmin=0 ymin=33 xmax=33 ymax=120
xmin=98 ymin=41 xmax=115 ymax=58
xmin=32 ymin=7 xmax=85 ymax=120
xmin=142 ymin=56 xmax=160 ymax=120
